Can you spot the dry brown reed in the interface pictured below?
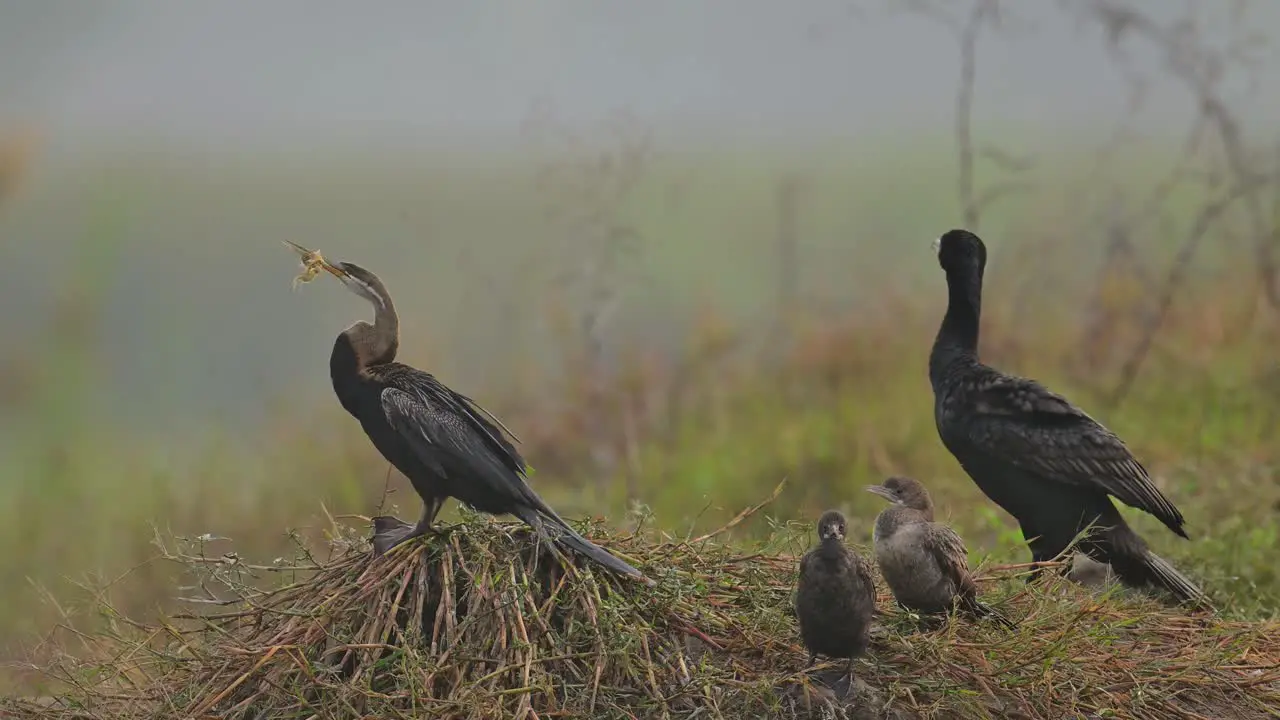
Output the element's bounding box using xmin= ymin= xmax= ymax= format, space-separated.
xmin=4 ymin=503 xmax=1278 ymax=720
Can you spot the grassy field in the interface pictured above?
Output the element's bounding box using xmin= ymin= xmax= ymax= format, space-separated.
xmin=0 ymin=136 xmax=1278 ymax=697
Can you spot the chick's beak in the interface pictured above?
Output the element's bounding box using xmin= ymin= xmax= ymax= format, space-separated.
xmin=930 ymin=237 xmax=942 ymax=255
xmin=865 ymin=485 xmax=897 ymax=503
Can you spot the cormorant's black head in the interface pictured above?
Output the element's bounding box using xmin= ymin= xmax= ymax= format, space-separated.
xmin=932 ymin=228 xmax=987 ymax=277
xmin=865 ymin=476 xmax=934 ymax=513
xmin=816 ymin=510 xmax=848 ymax=541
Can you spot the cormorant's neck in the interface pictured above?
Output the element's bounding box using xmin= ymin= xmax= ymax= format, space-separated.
xmin=906 ymin=497 xmax=934 ymax=521
xmin=816 ymin=537 xmax=847 ymax=561
xmin=929 ymin=265 xmax=982 ymax=387
xmin=874 ymin=506 xmax=931 ymax=543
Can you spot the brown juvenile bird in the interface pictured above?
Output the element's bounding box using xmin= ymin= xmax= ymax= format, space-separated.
xmin=795 ymin=510 xmax=877 ymax=673
xmin=866 ymin=476 xmax=1012 ymax=627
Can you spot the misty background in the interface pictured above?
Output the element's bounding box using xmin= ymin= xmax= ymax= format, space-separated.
xmin=0 ymin=0 xmax=1277 ymax=450
xmin=0 ymin=2 xmax=1279 ymax=674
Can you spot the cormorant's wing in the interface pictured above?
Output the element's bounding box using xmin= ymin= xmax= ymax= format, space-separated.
xmin=923 ymin=523 xmax=976 ymax=596
xmin=379 ymin=376 xmax=540 ymax=509
xmin=798 ymin=548 xmax=816 ymax=580
xmin=849 ymin=549 xmax=875 ymax=597
xmin=958 ymin=372 xmax=1186 ymax=535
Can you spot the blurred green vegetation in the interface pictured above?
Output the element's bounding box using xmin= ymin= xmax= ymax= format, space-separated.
xmin=0 ymin=135 xmax=1277 ymax=694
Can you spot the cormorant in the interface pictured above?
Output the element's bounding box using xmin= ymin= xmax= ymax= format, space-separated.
xmin=928 ymin=228 xmax=1209 ymax=607
xmin=866 ymin=476 xmax=1013 ymax=627
xmin=284 ymin=242 xmax=650 ymax=585
xmin=795 ymin=510 xmax=877 ymax=673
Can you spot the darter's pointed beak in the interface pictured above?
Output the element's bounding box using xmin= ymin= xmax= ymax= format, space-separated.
xmin=282 ymin=240 xmax=346 ymax=278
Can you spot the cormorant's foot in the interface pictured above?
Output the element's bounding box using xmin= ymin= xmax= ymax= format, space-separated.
xmin=913 ymin=614 xmax=949 ymax=634
xmin=806 ymin=662 xmax=858 ymax=694
xmin=370 ymin=515 xmax=431 ymax=556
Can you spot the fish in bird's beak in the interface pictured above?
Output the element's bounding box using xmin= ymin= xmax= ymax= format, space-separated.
xmin=864 ymin=484 xmax=899 ymax=504
xmin=283 ymin=240 xmax=347 ymax=288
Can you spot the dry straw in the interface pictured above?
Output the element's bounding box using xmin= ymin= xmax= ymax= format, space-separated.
xmin=5 ymin=498 xmax=1279 ymax=720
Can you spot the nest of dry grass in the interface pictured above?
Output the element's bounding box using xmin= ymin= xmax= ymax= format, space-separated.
xmin=5 ymin=507 xmax=1279 ymax=720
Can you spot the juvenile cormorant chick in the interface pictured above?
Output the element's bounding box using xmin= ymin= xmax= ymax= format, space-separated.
xmin=795 ymin=510 xmax=877 ymax=673
xmin=867 ymin=476 xmax=1012 ymax=627
xmin=928 ymin=229 xmax=1209 ymax=608
xmin=284 ymin=242 xmax=650 ymax=586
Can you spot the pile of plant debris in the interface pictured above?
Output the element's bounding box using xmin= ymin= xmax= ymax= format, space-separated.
xmin=5 ymin=509 xmax=1279 ymax=720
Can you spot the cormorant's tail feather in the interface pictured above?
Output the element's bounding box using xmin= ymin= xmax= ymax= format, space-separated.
xmin=1141 ymin=551 xmax=1212 ymax=610
xmin=514 ymin=507 xmax=653 ymax=586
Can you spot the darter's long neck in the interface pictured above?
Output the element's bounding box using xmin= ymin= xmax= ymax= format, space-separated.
xmin=367 ymin=296 xmax=400 ymax=366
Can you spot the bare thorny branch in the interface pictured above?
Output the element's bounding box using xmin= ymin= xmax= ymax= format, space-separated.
xmin=926 ymin=0 xmax=1274 ymax=407
xmin=1107 ymin=183 xmax=1256 ymax=407
xmin=1077 ymin=0 xmax=1278 ymax=314
xmin=908 ymin=0 xmax=1035 ymax=233
xmin=955 ymin=0 xmax=996 ymax=231
xmin=523 ymin=103 xmax=654 ymax=504
xmin=1066 ymin=0 xmax=1278 ymax=405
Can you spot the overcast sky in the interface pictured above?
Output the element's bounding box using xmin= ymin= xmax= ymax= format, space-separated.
xmin=2 ymin=1 xmax=1276 ymax=151
xmin=0 ymin=1 xmax=1276 ymax=442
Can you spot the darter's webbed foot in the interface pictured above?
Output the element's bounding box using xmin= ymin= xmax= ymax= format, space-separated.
xmin=371 ymin=515 xmax=431 ymax=556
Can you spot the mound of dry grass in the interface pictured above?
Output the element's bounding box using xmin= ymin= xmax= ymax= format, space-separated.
xmin=5 ymin=508 xmax=1279 ymax=720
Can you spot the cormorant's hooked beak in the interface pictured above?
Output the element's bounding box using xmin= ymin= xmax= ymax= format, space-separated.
xmin=865 ymin=485 xmax=899 ymax=504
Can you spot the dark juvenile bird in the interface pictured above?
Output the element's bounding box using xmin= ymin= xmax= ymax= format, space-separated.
xmin=795 ymin=510 xmax=877 ymax=673
xmin=866 ymin=476 xmax=1012 ymax=627
xmin=284 ymin=242 xmax=649 ymax=585
xmin=928 ymin=229 xmax=1209 ymax=607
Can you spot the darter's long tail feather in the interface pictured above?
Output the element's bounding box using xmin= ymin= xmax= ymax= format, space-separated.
xmin=514 ymin=506 xmax=653 ymax=586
